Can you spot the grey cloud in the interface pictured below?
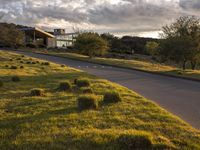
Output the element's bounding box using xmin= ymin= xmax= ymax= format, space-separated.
xmin=179 ymin=0 xmax=200 ymax=10
xmin=0 ymin=0 xmax=200 ymax=37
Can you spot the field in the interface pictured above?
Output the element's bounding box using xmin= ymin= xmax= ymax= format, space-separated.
xmin=0 ymin=50 xmax=200 ymax=150
xmin=21 ymin=48 xmax=200 ymax=81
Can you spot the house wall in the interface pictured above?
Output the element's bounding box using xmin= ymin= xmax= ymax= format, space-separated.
xmin=47 ymin=38 xmax=56 ymax=48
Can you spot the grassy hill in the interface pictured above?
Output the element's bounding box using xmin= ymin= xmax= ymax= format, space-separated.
xmin=0 ymin=50 xmax=200 ymax=150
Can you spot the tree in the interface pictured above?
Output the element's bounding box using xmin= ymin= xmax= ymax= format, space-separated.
xmin=0 ymin=23 xmax=25 ymax=48
xmin=145 ymin=41 xmax=159 ymax=57
xmin=160 ymin=16 xmax=200 ymax=70
xmin=74 ymin=32 xmax=109 ymax=58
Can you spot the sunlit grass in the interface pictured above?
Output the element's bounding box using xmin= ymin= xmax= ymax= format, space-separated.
xmin=0 ymin=50 xmax=200 ymax=149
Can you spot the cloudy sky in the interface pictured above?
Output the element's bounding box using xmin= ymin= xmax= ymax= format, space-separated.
xmin=0 ymin=0 xmax=200 ymax=38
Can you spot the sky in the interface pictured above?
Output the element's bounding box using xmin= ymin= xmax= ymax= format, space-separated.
xmin=0 ymin=0 xmax=200 ymax=38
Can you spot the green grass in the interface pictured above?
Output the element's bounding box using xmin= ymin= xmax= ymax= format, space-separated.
xmin=0 ymin=50 xmax=200 ymax=150
xmin=21 ymin=48 xmax=200 ymax=80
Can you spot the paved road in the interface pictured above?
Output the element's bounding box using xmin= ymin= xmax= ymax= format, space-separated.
xmin=11 ymin=51 xmax=200 ymax=129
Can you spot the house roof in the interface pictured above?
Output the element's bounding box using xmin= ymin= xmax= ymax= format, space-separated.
xmin=21 ymin=27 xmax=55 ymax=38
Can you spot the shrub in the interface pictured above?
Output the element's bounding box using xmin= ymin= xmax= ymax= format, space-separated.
xmin=21 ymin=55 xmax=25 ymax=57
xmin=0 ymin=80 xmax=3 ymax=87
xmin=26 ymin=61 xmax=31 ymax=64
xmin=16 ymin=58 xmax=21 ymax=60
xmin=103 ymin=91 xmax=122 ymax=104
xmin=20 ymin=66 xmax=24 ymax=69
xmin=61 ymin=64 xmax=65 ymax=67
xmin=10 ymin=66 xmax=18 ymax=69
xmin=9 ymin=59 xmax=13 ymax=61
xmin=58 ymin=81 xmax=72 ymax=91
xmin=30 ymin=88 xmax=44 ymax=96
xmin=32 ymin=62 xmax=36 ymax=64
xmin=74 ymin=78 xmax=78 ymax=84
xmin=116 ymin=133 xmax=153 ymax=150
xmin=11 ymin=76 xmax=20 ymax=82
xmin=77 ymin=95 xmax=98 ymax=110
xmin=42 ymin=62 xmax=50 ymax=65
xmin=76 ymin=79 xmax=90 ymax=87
xmin=36 ymin=61 xmax=40 ymax=64
xmin=26 ymin=43 xmax=37 ymax=48
xmin=5 ymin=65 xmax=9 ymax=68
xmin=20 ymin=61 xmax=24 ymax=63
xmin=82 ymin=87 xmax=93 ymax=94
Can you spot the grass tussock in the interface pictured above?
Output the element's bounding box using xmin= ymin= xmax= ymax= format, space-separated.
xmin=58 ymin=81 xmax=72 ymax=91
xmin=78 ymin=94 xmax=98 ymax=111
xmin=76 ymin=78 xmax=90 ymax=87
xmin=0 ymin=50 xmax=199 ymax=150
xmin=30 ymin=88 xmax=45 ymax=96
xmin=103 ymin=91 xmax=122 ymax=104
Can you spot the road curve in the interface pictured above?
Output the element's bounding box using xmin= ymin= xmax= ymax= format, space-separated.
xmin=9 ymin=51 xmax=200 ymax=129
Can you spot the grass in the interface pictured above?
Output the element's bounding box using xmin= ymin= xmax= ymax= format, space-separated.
xmin=20 ymin=48 xmax=200 ymax=80
xmin=0 ymin=50 xmax=200 ymax=149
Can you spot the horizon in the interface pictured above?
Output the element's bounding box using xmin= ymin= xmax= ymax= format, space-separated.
xmin=0 ymin=0 xmax=200 ymax=38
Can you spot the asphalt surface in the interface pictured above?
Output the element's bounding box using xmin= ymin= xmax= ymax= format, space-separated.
xmin=9 ymin=51 xmax=200 ymax=129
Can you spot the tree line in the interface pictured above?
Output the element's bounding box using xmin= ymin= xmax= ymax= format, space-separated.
xmin=75 ymin=16 xmax=200 ymax=70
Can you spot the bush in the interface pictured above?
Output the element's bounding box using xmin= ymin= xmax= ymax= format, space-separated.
xmin=26 ymin=61 xmax=31 ymax=64
xmin=82 ymin=87 xmax=93 ymax=94
xmin=10 ymin=66 xmax=18 ymax=69
xmin=58 ymin=81 xmax=72 ymax=91
xmin=116 ymin=134 xmax=153 ymax=150
xmin=30 ymin=88 xmax=44 ymax=96
xmin=5 ymin=65 xmax=9 ymax=68
xmin=36 ymin=61 xmax=40 ymax=64
xmin=20 ymin=66 xmax=24 ymax=69
xmin=61 ymin=64 xmax=65 ymax=67
xmin=103 ymin=91 xmax=122 ymax=104
xmin=77 ymin=95 xmax=98 ymax=110
xmin=21 ymin=55 xmax=25 ymax=57
xmin=9 ymin=59 xmax=13 ymax=61
xmin=16 ymin=58 xmax=21 ymax=60
xmin=76 ymin=79 xmax=90 ymax=87
xmin=41 ymin=62 xmax=50 ymax=65
xmin=20 ymin=61 xmax=24 ymax=63
xmin=26 ymin=43 xmax=37 ymax=48
xmin=32 ymin=62 xmax=36 ymax=64
xmin=0 ymin=80 xmax=3 ymax=87
xmin=11 ymin=76 xmax=20 ymax=82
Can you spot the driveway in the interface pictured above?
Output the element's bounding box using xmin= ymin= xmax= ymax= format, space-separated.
xmin=8 ymin=51 xmax=200 ymax=129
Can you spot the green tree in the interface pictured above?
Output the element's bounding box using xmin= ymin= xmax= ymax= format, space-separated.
xmin=0 ymin=23 xmax=24 ymax=48
xmin=160 ymin=16 xmax=200 ymax=70
xmin=145 ymin=41 xmax=159 ymax=56
xmin=75 ymin=32 xmax=109 ymax=58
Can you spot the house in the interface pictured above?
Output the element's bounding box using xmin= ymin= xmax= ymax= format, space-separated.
xmin=53 ymin=29 xmax=78 ymax=48
xmin=22 ymin=27 xmax=79 ymax=48
xmin=21 ymin=27 xmax=56 ymax=48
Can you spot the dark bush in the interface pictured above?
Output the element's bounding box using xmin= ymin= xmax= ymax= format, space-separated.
xmin=61 ymin=64 xmax=65 ymax=67
xmin=76 ymin=79 xmax=90 ymax=87
xmin=30 ymin=88 xmax=44 ymax=96
xmin=42 ymin=62 xmax=50 ymax=65
xmin=74 ymin=78 xmax=78 ymax=84
xmin=0 ymin=80 xmax=3 ymax=87
xmin=5 ymin=65 xmax=9 ymax=68
xmin=116 ymin=134 xmax=153 ymax=150
xmin=16 ymin=58 xmax=21 ymax=60
xmin=20 ymin=61 xmax=24 ymax=63
xmin=32 ymin=62 xmax=36 ymax=64
xmin=9 ymin=59 xmax=13 ymax=61
xmin=26 ymin=61 xmax=31 ymax=64
xmin=10 ymin=66 xmax=18 ymax=69
xmin=58 ymin=81 xmax=72 ymax=91
xmin=21 ymin=55 xmax=25 ymax=57
xmin=82 ymin=87 xmax=93 ymax=94
xmin=11 ymin=76 xmax=20 ymax=82
xmin=103 ymin=91 xmax=122 ymax=104
xmin=26 ymin=43 xmax=37 ymax=48
xmin=20 ymin=66 xmax=24 ymax=69
xmin=36 ymin=61 xmax=40 ymax=64
xmin=77 ymin=95 xmax=98 ymax=111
